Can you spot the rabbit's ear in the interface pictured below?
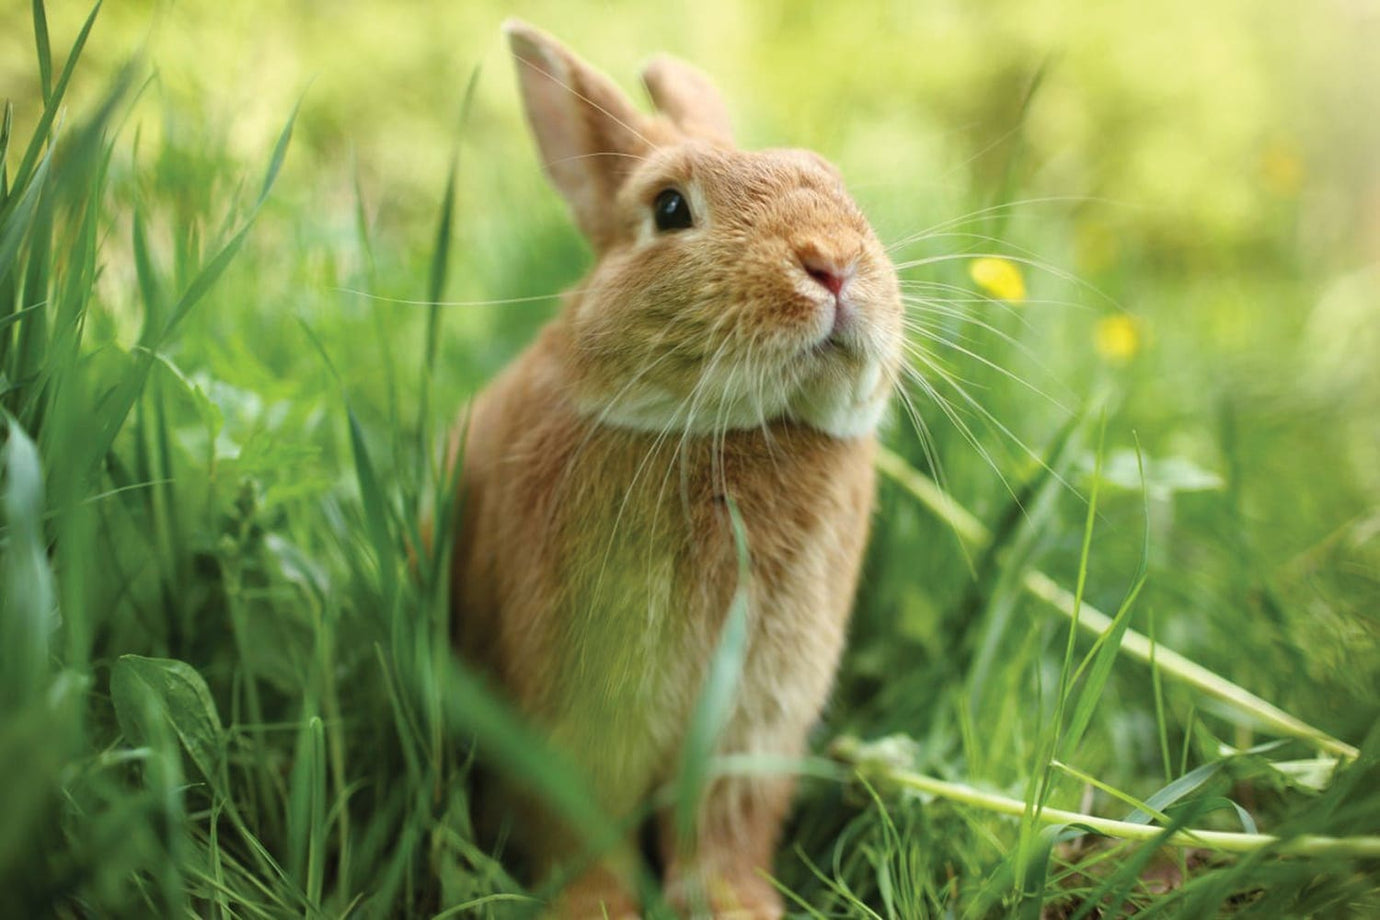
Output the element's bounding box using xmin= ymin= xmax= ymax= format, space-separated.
xmin=641 ymin=54 xmax=733 ymax=146
xmin=504 ymin=20 xmax=652 ymax=250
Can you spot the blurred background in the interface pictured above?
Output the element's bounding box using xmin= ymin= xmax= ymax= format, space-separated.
xmin=4 ymin=0 xmax=1377 ymax=379
xmin=4 ymin=0 xmax=1376 ymax=429
xmin=2 ymin=0 xmax=1379 ymax=914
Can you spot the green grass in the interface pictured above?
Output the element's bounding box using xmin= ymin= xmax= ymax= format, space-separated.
xmin=3 ymin=1 xmax=1379 ymax=917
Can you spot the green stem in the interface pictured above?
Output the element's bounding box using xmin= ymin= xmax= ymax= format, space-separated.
xmin=833 ymin=737 xmax=1380 ymax=858
xmin=875 ymin=448 xmax=1360 ymax=762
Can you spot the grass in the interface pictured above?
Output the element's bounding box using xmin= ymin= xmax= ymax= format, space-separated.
xmin=3 ymin=1 xmax=1379 ymax=917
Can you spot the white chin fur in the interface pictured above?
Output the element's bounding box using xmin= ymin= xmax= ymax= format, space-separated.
xmin=787 ymin=358 xmax=892 ymax=439
xmin=575 ymin=359 xmax=891 ymax=440
xmin=574 ymin=390 xmax=788 ymax=436
xmin=789 ymin=390 xmax=890 ymax=439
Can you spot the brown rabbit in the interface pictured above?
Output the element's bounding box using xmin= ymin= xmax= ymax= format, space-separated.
xmin=451 ymin=20 xmax=903 ymax=919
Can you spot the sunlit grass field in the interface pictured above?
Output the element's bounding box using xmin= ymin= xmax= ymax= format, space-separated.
xmin=2 ymin=1 xmax=1379 ymax=917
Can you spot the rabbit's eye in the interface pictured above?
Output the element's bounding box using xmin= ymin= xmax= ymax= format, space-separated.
xmin=653 ymin=188 xmax=694 ymax=232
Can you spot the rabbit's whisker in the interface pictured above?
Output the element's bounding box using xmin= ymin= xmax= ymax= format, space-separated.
xmin=900 ymin=324 xmax=1070 ymax=413
xmin=882 ymin=195 xmax=1111 ymax=252
xmin=333 ymin=286 xmax=579 ymax=308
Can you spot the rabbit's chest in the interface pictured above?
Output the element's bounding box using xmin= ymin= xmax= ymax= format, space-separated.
xmin=540 ymin=433 xmax=861 ymax=771
xmin=545 ymin=486 xmax=730 ymax=744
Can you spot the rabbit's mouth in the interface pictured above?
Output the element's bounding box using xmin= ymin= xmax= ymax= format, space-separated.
xmin=800 ymin=291 xmax=898 ymax=369
xmin=785 ymin=297 xmax=903 ymax=438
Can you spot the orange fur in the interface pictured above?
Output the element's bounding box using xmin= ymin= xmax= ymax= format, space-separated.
xmin=452 ymin=20 xmax=903 ymax=919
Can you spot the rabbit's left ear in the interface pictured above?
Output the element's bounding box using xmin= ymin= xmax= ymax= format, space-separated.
xmin=641 ymin=54 xmax=733 ymax=146
xmin=505 ymin=19 xmax=653 ymax=251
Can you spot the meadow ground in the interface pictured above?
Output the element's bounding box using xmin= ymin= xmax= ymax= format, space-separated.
xmin=2 ymin=1 xmax=1379 ymax=917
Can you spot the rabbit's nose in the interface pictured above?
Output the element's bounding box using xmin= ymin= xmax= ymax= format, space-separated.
xmin=798 ymin=247 xmax=855 ymax=297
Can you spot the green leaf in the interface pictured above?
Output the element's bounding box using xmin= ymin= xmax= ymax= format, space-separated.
xmin=110 ymin=655 xmax=226 ymax=790
xmin=1 ymin=413 xmax=55 ymax=706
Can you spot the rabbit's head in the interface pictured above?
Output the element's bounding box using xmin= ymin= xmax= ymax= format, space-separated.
xmin=507 ymin=20 xmax=902 ymax=439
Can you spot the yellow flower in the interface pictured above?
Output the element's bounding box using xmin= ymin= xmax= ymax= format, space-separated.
xmin=1095 ymin=314 xmax=1143 ymax=363
xmin=969 ymin=257 xmax=1026 ymax=303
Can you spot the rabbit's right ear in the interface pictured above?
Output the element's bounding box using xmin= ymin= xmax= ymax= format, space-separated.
xmin=504 ymin=20 xmax=651 ymax=251
xmin=641 ymin=54 xmax=733 ymax=146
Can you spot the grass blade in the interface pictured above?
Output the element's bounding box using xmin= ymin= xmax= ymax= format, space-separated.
xmin=8 ymin=0 xmax=101 ymax=196
xmin=347 ymin=407 xmax=399 ymax=609
xmin=31 ymin=0 xmax=53 ymax=102
xmin=673 ymin=497 xmax=752 ymax=849
xmin=0 ymin=413 xmax=55 ymax=707
xmin=0 ymin=146 xmax=53 ymax=323
xmin=257 ymin=93 xmax=300 ymax=206
xmin=287 ymin=713 xmax=327 ymax=909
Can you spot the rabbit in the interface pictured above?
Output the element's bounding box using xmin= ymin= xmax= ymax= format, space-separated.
xmin=451 ymin=19 xmax=903 ymax=919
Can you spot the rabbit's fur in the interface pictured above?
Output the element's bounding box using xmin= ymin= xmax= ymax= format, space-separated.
xmin=452 ymin=20 xmax=903 ymax=918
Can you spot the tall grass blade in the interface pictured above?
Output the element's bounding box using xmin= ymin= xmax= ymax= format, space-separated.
xmin=966 ymin=409 xmax=1087 ymax=712
xmin=14 ymin=187 xmax=51 ymax=416
xmin=1056 ymin=445 xmax=1150 ymax=758
xmin=131 ymin=205 xmax=163 ymax=332
xmin=287 ymin=712 xmax=327 ymax=909
xmin=348 ymin=407 xmax=399 ymax=609
xmin=0 ymin=413 xmax=55 ymax=707
xmin=0 ymin=102 xmax=12 ymax=369
xmin=0 ymin=303 xmax=42 ymax=336
xmin=674 ymin=497 xmax=752 ymax=849
xmin=159 ymin=99 xmax=298 ymax=341
xmin=415 ymin=68 xmax=478 ymax=504
xmin=0 ymin=101 xmax=11 ymax=185
xmin=1019 ymin=418 xmax=1105 ymax=885
xmin=8 ymin=1 xmax=101 ymax=195
xmin=257 ymin=94 xmax=300 ymax=205
xmin=80 ymin=105 xmax=296 ymax=484
xmin=31 ymin=0 xmax=53 ymax=102
xmin=0 ymin=148 xmax=52 ymax=319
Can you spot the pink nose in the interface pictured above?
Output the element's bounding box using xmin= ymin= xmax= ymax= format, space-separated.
xmin=800 ymin=251 xmax=849 ymax=296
